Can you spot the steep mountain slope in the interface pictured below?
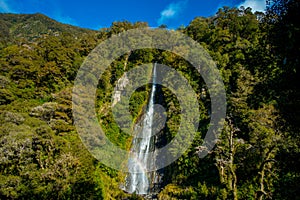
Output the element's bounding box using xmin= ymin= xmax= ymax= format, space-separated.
xmin=0 ymin=13 xmax=97 ymax=43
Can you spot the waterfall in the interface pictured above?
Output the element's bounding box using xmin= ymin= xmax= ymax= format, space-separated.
xmin=125 ymin=63 xmax=157 ymax=194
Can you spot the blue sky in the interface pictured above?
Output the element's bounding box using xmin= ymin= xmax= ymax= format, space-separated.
xmin=0 ymin=0 xmax=266 ymax=30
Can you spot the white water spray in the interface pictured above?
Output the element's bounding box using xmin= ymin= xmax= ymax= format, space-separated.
xmin=125 ymin=63 xmax=157 ymax=194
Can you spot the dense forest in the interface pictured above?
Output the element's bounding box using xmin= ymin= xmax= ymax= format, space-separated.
xmin=0 ymin=0 xmax=299 ymax=199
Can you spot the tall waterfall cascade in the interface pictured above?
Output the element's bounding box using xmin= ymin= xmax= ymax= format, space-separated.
xmin=125 ymin=63 xmax=159 ymax=195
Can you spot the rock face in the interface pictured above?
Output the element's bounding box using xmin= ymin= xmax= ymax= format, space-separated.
xmin=112 ymin=73 xmax=129 ymax=107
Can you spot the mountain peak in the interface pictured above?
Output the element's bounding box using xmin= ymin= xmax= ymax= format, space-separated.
xmin=0 ymin=13 xmax=97 ymax=42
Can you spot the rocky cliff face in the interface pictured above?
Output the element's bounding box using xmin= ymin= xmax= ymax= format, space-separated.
xmin=111 ymin=73 xmax=129 ymax=107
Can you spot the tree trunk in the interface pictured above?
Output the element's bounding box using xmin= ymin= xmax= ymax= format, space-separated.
xmin=123 ymin=52 xmax=131 ymax=71
xmin=229 ymin=127 xmax=238 ymax=200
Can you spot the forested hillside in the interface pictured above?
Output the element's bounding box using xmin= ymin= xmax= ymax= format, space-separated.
xmin=0 ymin=0 xmax=299 ymax=199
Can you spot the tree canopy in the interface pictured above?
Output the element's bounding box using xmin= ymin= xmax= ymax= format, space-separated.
xmin=0 ymin=1 xmax=299 ymax=199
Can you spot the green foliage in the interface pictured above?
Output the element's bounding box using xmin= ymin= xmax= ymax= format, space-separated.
xmin=0 ymin=13 xmax=97 ymax=42
xmin=0 ymin=3 xmax=299 ymax=199
xmin=158 ymin=184 xmax=197 ymax=200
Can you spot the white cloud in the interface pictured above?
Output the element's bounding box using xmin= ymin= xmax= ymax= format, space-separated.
xmin=158 ymin=0 xmax=187 ymax=25
xmin=51 ymin=8 xmax=78 ymax=26
xmin=238 ymin=0 xmax=266 ymax=12
xmin=54 ymin=14 xmax=78 ymax=26
xmin=0 ymin=0 xmax=15 ymax=13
